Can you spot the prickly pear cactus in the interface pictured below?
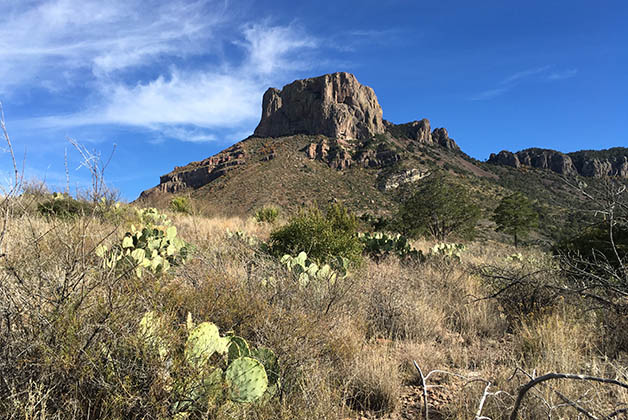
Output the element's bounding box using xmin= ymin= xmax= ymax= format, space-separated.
xmin=138 ymin=311 xmax=168 ymax=360
xmin=185 ymin=322 xmax=230 ymax=368
xmin=227 ymin=336 xmax=250 ymax=364
xmin=225 ymin=357 xmax=268 ymax=403
xmin=359 ymin=232 xmax=424 ymax=262
xmin=96 ymin=208 xmax=189 ymax=277
xmin=281 ymin=251 xmax=344 ymax=287
xmin=430 ymin=243 xmax=465 ymax=261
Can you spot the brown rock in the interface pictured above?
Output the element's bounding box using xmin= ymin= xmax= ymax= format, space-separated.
xmin=254 ymin=72 xmax=386 ymax=140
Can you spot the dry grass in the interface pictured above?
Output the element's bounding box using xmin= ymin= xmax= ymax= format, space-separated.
xmin=0 ymin=200 xmax=626 ymax=419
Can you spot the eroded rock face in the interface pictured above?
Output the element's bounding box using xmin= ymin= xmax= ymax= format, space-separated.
xmin=140 ymin=144 xmax=246 ymax=196
xmin=254 ymin=72 xmax=386 ymax=140
xmin=488 ymin=148 xmax=628 ymax=178
xmin=384 ymin=119 xmax=460 ymax=151
xmin=304 ymin=137 xmax=400 ymax=170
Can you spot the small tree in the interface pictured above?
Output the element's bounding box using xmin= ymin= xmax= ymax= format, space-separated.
xmin=492 ymin=192 xmax=538 ymax=247
xmin=396 ymin=175 xmax=481 ymax=241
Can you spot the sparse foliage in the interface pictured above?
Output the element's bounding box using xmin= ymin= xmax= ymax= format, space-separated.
xmin=396 ymin=175 xmax=481 ymax=240
xmin=492 ymin=192 xmax=539 ymax=247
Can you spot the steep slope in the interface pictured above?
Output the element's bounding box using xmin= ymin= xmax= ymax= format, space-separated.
xmin=137 ymin=71 xmax=626 ymax=242
xmin=138 ymin=72 xmax=492 ymax=215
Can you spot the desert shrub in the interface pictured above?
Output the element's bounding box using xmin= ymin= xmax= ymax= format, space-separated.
xmin=268 ymin=204 xmax=363 ymax=266
xmin=37 ymin=193 xmax=93 ymax=218
xmin=170 ymin=195 xmax=191 ymax=213
xmin=255 ymin=205 xmax=280 ymax=223
xmin=478 ymin=255 xmax=563 ymax=324
xmin=554 ymin=223 xmax=628 ymax=271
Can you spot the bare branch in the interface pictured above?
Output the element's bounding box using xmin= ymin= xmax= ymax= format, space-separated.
xmin=510 ymin=372 xmax=628 ymax=420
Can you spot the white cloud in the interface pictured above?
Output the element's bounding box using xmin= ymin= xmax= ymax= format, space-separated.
xmin=3 ymin=2 xmax=320 ymax=142
xmin=240 ymin=23 xmax=318 ymax=75
xmin=0 ymin=0 xmax=226 ymax=92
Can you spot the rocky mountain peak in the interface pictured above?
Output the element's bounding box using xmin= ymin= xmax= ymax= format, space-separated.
xmin=488 ymin=147 xmax=628 ymax=178
xmin=254 ymin=72 xmax=386 ymax=140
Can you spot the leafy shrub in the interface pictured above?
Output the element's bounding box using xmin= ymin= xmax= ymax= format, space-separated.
xmin=255 ymin=205 xmax=280 ymax=223
xmin=37 ymin=193 xmax=93 ymax=218
xmin=268 ymin=204 xmax=363 ymax=266
xmin=170 ymin=196 xmax=191 ymax=213
xmin=554 ymin=223 xmax=628 ymax=271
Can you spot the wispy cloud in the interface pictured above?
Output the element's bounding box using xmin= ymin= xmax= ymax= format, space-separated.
xmin=471 ymin=65 xmax=578 ymax=101
xmin=1 ymin=1 xmax=321 ymax=142
xmin=499 ymin=65 xmax=551 ymax=85
xmin=547 ymin=69 xmax=578 ymax=80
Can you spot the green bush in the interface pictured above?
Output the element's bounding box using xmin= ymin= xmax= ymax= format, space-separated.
xmin=170 ymin=196 xmax=191 ymax=214
xmin=37 ymin=193 xmax=92 ymax=218
xmin=268 ymin=204 xmax=363 ymax=267
xmin=255 ymin=206 xmax=280 ymax=223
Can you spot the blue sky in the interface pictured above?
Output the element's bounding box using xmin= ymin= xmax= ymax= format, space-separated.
xmin=0 ymin=0 xmax=626 ymax=200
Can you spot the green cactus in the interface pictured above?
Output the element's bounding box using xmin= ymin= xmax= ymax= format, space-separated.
xmin=227 ymin=335 xmax=250 ymax=363
xmin=185 ymin=322 xmax=230 ymax=368
xmin=96 ymin=208 xmax=189 ymax=277
xmin=225 ymin=357 xmax=268 ymax=403
xmin=281 ymin=252 xmax=346 ymax=287
xmin=359 ymin=232 xmax=424 ymax=262
xmin=430 ymin=243 xmax=466 ymax=261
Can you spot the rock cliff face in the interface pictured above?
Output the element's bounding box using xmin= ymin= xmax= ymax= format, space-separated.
xmin=139 ymin=144 xmax=246 ymax=197
xmin=384 ymin=119 xmax=460 ymax=151
xmin=254 ymin=72 xmax=386 ymax=140
xmin=488 ymin=148 xmax=628 ymax=178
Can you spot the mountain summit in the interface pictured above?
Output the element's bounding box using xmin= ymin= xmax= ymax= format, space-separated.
xmin=138 ymin=72 xmax=468 ymax=213
xmin=253 ymin=72 xmax=386 ymax=140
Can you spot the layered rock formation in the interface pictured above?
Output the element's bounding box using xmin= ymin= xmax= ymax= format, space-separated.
xmin=384 ymin=119 xmax=460 ymax=151
xmin=139 ymin=144 xmax=246 ymax=197
xmin=304 ymin=137 xmax=400 ymax=170
xmin=254 ymin=72 xmax=386 ymax=140
xmin=488 ymin=147 xmax=628 ymax=178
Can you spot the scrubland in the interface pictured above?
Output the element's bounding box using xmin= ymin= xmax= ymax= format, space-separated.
xmin=0 ymin=194 xmax=626 ymax=420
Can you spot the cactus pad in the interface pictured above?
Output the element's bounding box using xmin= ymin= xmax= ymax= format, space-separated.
xmin=225 ymin=357 xmax=268 ymax=403
xmin=185 ymin=322 xmax=229 ymax=367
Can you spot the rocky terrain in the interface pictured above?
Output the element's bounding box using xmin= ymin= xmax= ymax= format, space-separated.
xmin=137 ymin=71 xmax=626 ymax=240
xmin=139 ymin=72 xmax=475 ymax=210
xmin=488 ymin=147 xmax=628 ymax=178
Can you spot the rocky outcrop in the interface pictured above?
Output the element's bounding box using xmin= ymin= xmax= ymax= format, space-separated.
xmin=385 ymin=119 xmax=460 ymax=151
xmin=488 ymin=147 xmax=628 ymax=178
xmin=304 ymin=137 xmax=401 ymax=170
xmin=382 ymin=169 xmax=430 ymax=191
xmin=139 ymin=144 xmax=246 ymax=197
xmin=254 ymin=72 xmax=386 ymax=140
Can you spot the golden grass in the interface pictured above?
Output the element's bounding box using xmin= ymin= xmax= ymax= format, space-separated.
xmin=0 ymin=204 xmax=626 ymax=419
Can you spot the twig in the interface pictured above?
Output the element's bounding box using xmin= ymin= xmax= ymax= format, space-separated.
xmin=510 ymin=372 xmax=628 ymax=420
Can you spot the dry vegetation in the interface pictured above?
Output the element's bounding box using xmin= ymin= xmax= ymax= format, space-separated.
xmin=0 ymin=189 xmax=627 ymax=420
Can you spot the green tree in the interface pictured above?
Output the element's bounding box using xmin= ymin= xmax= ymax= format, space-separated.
xmin=396 ymin=176 xmax=481 ymax=241
xmin=492 ymin=192 xmax=539 ymax=247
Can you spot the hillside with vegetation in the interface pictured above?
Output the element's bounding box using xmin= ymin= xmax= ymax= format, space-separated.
xmin=2 ymin=72 xmax=628 ymax=419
